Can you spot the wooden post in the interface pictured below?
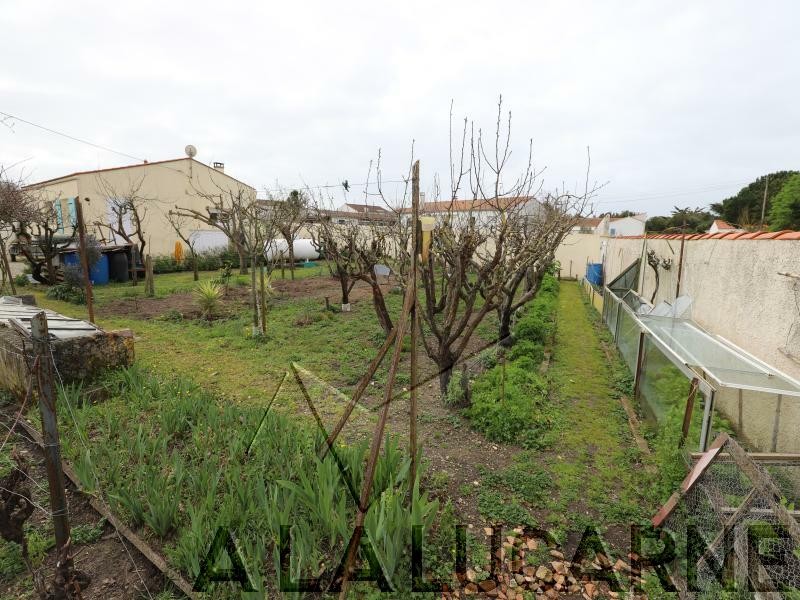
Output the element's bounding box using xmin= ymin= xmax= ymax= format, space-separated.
xmin=30 ymin=313 xmax=72 ymax=565
xmin=632 ymin=330 xmax=646 ymax=400
xmin=144 ymin=255 xmax=155 ymax=298
xmin=75 ymin=199 xmax=95 ymax=324
xmin=259 ymin=262 xmax=267 ymax=336
xmin=675 ymin=224 xmax=686 ymax=298
xmin=679 ymin=377 xmax=700 ymax=447
xmin=409 ymin=160 xmax=420 ymax=493
xmin=131 ymin=246 xmax=139 ymax=286
xmin=338 ymin=161 xmax=420 ymax=599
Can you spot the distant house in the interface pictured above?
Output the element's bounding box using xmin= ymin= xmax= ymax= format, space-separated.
xmin=572 ymin=214 xmax=647 ymax=237
xmin=337 ymin=202 xmax=391 ymax=215
xmin=708 ymin=219 xmax=742 ymax=234
xmin=22 ymin=157 xmax=256 ymax=255
xmin=400 ymin=196 xmax=542 ymax=226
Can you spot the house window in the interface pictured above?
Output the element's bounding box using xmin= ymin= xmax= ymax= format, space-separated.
xmin=610 ymin=228 xmax=616 ymax=237
xmin=66 ymin=197 xmax=77 ymax=228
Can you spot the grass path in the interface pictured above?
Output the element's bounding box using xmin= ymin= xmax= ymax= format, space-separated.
xmin=533 ymin=281 xmax=654 ymax=539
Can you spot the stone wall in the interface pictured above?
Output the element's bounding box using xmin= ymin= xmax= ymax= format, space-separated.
xmin=0 ymin=326 xmax=134 ymax=397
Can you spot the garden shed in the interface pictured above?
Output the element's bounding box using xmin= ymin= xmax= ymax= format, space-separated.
xmin=601 ymin=261 xmax=800 ymax=453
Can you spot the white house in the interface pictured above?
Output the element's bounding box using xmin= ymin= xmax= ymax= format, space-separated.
xmin=605 ymin=214 xmax=647 ymax=237
xmin=708 ymin=219 xmax=742 ymax=234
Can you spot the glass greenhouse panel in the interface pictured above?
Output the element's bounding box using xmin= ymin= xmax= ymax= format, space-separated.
xmin=607 ymin=295 xmax=620 ymax=338
xmin=616 ymin=306 xmax=641 ymax=373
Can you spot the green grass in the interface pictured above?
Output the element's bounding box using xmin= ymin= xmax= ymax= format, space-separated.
xmin=517 ymin=281 xmax=654 ymax=539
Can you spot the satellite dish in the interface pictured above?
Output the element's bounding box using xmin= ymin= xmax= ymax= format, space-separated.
xmin=184 ymin=144 xmax=197 ymax=158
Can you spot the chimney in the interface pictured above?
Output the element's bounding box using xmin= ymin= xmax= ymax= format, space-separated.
xmin=213 ymin=161 xmax=225 ymax=173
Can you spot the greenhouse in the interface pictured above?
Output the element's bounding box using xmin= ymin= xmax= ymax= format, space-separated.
xmin=600 ymin=261 xmax=800 ymax=453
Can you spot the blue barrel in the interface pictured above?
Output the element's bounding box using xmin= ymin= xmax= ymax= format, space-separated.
xmin=586 ymin=263 xmax=603 ymax=286
xmin=62 ymin=252 xmax=110 ymax=285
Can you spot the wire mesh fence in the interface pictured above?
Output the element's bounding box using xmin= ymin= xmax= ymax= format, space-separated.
xmin=655 ymin=434 xmax=800 ymax=598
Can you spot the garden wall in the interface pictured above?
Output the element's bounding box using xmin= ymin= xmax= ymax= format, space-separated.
xmin=604 ymin=235 xmax=800 ymax=383
xmin=0 ymin=300 xmax=135 ymax=396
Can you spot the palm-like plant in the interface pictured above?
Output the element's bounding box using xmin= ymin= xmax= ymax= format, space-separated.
xmin=195 ymin=281 xmax=222 ymax=320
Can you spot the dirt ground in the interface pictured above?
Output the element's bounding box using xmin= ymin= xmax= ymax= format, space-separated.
xmin=0 ymin=425 xmax=169 ymax=600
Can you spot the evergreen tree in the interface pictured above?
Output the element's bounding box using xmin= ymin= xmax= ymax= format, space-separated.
xmin=768 ymin=173 xmax=800 ymax=231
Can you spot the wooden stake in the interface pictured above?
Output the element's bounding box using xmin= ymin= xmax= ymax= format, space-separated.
xmin=409 ymin=160 xmax=420 ymax=493
xmin=74 ymin=199 xmax=95 ymax=324
xmin=30 ymin=313 xmax=72 ymax=565
xmin=259 ymin=261 xmax=267 ymax=336
xmin=338 ymin=161 xmax=420 ymax=599
xmin=144 ymin=255 xmax=155 ymax=298
xmin=679 ymin=377 xmax=699 ymax=447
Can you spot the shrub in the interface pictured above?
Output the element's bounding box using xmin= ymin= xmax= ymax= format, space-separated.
xmin=152 ymin=248 xmax=243 ymax=274
xmin=464 ymin=364 xmax=553 ymax=448
xmin=12 ymin=274 xmax=28 ymax=288
xmin=508 ymin=340 xmax=544 ymax=364
xmin=47 ymin=282 xmax=86 ymax=304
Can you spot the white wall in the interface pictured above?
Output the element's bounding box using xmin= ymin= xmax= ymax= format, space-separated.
xmin=604 ymin=236 xmax=800 ymax=381
xmin=608 ymin=216 xmax=646 ymax=238
xmin=555 ymin=232 xmax=604 ymax=279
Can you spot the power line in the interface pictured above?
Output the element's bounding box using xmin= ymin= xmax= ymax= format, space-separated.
xmin=0 ymin=111 xmax=145 ymax=163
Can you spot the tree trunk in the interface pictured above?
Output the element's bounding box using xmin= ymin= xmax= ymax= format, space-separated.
xmin=437 ymin=353 xmax=456 ymax=398
xmin=238 ymin=245 xmax=248 ymax=275
xmin=338 ymin=267 xmax=350 ymax=305
xmin=0 ymin=237 xmax=16 ymax=294
xmin=45 ymin=256 xmax=56 ymax=286
xmin=498 ymin=302 xmax=514 ymax=346
xmin=192 ymin=252 xmax=199 ymax=281
xmin=370 ymin=281 xmax=393 ymax=335
xmin=288 ymin=241 xmax=295 ymax=280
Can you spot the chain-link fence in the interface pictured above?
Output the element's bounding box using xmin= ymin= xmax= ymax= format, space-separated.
xmin=654 ymin=433 xmax=800 ymax=598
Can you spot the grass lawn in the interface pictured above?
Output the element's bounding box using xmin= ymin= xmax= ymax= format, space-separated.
xmin=472 ymin=281 xmax=658 ymax=544
xmin=1 ymin=272 xmax=664 ymax=597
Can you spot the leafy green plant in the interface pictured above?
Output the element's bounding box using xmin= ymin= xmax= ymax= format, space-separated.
xmin=71 ymin=520 xmax=106 ymax=545
xmin=194 ymin=281 xmax=222 ymax=320
xmin=46 ymin=282 xmax=86 ymax=304
xmin=12 ymin=274 xmax=28 ymax=288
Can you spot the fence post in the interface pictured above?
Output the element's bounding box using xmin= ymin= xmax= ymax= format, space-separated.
xmin=30 ymin=312 xmax=72 ymax=563
xmin=145 ymin=255 xmax=155 ymax=298
xmin=74 ymin=199 xmax=95 ymax=324
xmin=633 ymin=330 xmax=646 ymax=401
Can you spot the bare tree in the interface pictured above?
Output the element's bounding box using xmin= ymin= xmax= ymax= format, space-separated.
xmin=174 ymin=182 xmax=276 ymax=332
xmin=0 ymin=169 xmax=37 ymax=293
xmin=173 ymin=181 xmax=255 ymax=275
xmin=94 ymin=174 xmax=150 ymax=262
xmin=166 ymin=210 xmax=200 ymax=281
xmin=309 ymin=201 xmax=396 ymax=333
xmin=385 ymin=98 xmax=595 ymax=395
xmin=14 ymin=193 xmax=76 ymax=286
xmin=270 ymin=189 xmax=308 ymax=280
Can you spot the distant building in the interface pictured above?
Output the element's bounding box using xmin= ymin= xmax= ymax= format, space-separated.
xmin=337 ymin=202 xmax=391 ymax=215
xmin=23 ymin=158 xmax=256 ymax=255
xmin=400 ymin=196 xmax=542 ymax=226
xmin=606 ymin=213 xmax=647 ymax=237
xmin=708 ymin=219 xmax=742 ymax=234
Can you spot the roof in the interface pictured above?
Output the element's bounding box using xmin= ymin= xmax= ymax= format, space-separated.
xmin=610 ymin=213 xmax=647 ymax=223
xmin=0 ymin=298 xmax=99 ymax=340
xmin=616 ymin=230 xmax=800 ymax=241
xmin=315 ymin=208 xmax=396 ymax=222
xmin=575 ymin=217 xmax=603 ymax=228
xmin=400 ymin=196 xmax=535 ymax=214
xmin=24 ymin=158 xmax=255 ymax=191
xmin=711 ymin=219 xmax=736 ymax=230
xmin=343 ymin=203 xmax=389 ymax=214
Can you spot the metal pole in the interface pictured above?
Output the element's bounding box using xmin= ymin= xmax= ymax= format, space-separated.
xmin=75 ymin=199 xmax=95 ymax=324
xmin=699 ymin=390 xmax=715 ymax=451
xmin=760 ymin=174 xmax=769 ymax=230
xmin=31 ymin=312 xmax=72 ymax=559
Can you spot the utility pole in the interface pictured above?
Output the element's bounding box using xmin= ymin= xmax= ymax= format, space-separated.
xmin=760 ymin=174 xmax=769 ymax=230
xmin=30 ymin=312 xmax=72 ymax=567
xmin=75 ymin=199 xmax=95 ymax=324
xmin=675 ymin=219 xmax=687 ymax=298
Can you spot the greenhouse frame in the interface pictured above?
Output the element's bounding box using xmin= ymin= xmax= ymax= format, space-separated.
xmin=598 ymin=261 xmax=800 ymax=453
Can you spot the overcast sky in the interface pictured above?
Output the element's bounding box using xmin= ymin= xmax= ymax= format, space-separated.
xmin=2 ymin=0 xmax=798 ymax=216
